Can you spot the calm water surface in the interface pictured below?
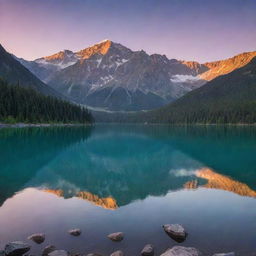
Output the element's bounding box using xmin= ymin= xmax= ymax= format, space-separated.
xmin=0 ymin=125 xmax=255 ymax=256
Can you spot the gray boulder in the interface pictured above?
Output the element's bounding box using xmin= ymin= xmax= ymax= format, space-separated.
xmin=163 ymin=224 xmax=186 ymax=242
xmin=48 ymin=250 xmax=69 ymax=256
xmin=141 ymin=244 xmax=154 ymax=256
xmin=160 ymin=246 xmax=201 ymax=256
xmin=28 ymin=233 xmax=45 ymax=244
xmin=42 ymin=245 xmax=56 ymax=256
xmin=110 ymin=251 xmax=124 ymax=256
xmin=68 ymin=229 xmax=81 ymax=236
xmin=5 ymin=241 xmax=31 ymax=256
xmin=107 ymin=232 xmax=124 ymax=241
xmin=213 ymin=253 xmax=235 ymax=256
xmin=86 ymin=254 xmax=102 ymax=256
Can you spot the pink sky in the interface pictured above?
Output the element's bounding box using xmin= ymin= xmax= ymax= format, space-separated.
xmin=0 ymin=0 xmax=255 ymax=62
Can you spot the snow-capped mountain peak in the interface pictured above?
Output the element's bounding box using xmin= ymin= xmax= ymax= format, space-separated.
xmin=16 ymin=40 xmax=256 ymax=111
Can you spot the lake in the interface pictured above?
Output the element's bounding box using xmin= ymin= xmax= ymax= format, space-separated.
xmin=0 ymin=125 xmax=255 ymax=256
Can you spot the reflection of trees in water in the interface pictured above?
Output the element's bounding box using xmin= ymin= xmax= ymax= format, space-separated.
xmin=0 ymin=126 xmax=92 ymax=206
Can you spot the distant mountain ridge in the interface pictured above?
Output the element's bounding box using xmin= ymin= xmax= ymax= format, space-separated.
xmin=93 ymin=56 xmax=256 ymax=123
xmin=0 ymin=44 xmax=63 ymax=98
xmin=146 ymin=56 xmax=256 ymax=124
xmin=16 ymin=40 xmax=256 ymax=111
xmin=199 ymin=51 xmax=256 ymax=81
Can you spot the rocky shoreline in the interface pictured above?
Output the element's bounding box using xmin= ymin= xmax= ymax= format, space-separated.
xmin=0 ymin=225 xmax=235 ymax=256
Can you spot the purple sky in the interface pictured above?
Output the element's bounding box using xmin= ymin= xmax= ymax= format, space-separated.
xmin=0 ymin=0 xmax=256 ymax=62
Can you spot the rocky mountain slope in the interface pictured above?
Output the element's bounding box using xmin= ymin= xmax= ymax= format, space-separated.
xmin=94 ymin=56 xmax=256 ymax=123
xmin=17 ymin=40 xmax=256 ymax=111
xmin=18 ymin=40 xmax=205 ymax=110
xmin=199 ymin=51 xmax=256 ymax=81
xmin=145 ymin=56 xmax=256 ymax=123
xmin=0 ymin=44 xmax=62 ymax=98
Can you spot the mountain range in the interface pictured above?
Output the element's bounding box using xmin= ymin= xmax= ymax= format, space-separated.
xmin=92 ymin=55 xmax=256 ymax=124
xmin=1 ymin=40 xmax=256 ymax=115
xmin=140 ymin=56 xmax=256 ymax=124
xmin=16 ymin=40 xmax=256 ymax=111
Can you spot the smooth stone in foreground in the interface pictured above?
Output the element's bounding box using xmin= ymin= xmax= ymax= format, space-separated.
xmin=48 ymin=250 xmax=69 ymax=256
xmin=5 ymin=241 xmax=31 ymax=256
xmin=42 ymin=245 xmax=56 ymax=256
xmin=160 ymin=246 xmax=201 ymax=256
xmin=141 ymin=244 xmax=154 ymax=256
xmin=28 ymin=233 xmax=45 ymax=244
xmin=163 ymin=224 xmax=186 ymax=242
xmin=107 ymin=232 xmax=124 ymax=241
xmin=68 ymin=229 xmax=81 ymax=236
xmin=110 ymin=251 xmax=124 ymax=256
xmin=213 ymin=253 xmax=235 ymax=256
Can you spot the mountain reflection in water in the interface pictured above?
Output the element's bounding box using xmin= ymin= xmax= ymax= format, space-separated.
xmin=44 ymin=189 xmax=118 ymax=209
xmin=39 ymin=167 xmax=256 ymax=210
xmin=0 ymin=125 xmax=256 ymax=207
xmin=184 ymin=168 xmax=256 ymax=198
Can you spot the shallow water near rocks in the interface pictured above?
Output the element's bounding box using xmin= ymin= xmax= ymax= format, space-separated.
xmin=0 ymin=125 xmax=255 ymax=256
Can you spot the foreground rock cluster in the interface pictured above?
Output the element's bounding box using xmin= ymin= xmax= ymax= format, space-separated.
xmin=0 ymin=225 xmax=235 ymax=256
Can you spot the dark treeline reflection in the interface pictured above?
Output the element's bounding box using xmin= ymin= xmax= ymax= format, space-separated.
xmin=0 ymin=126 xmax=92 ymax=205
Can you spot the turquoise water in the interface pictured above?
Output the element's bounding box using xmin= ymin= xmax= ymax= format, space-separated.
xmin=0 ymin=125 xmax=255 ymax=255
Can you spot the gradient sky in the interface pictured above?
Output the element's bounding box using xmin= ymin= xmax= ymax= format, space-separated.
xmin=0 ymin=0 xmax=256 ymax=62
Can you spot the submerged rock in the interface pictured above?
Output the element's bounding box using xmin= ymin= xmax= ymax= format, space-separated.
xmin=42 ymin=245 xmax=56 ymax=256
xmin=68 ymin=229 xmax=81 ymax=236
xmin=48 ymin=250 xmax=69 ymax=256
xmin=107 ymin=232 xmax=124 ymax=241
xmin=28 ymin=233 xmax=45 ymax=244
xmin=141 ymin=244 xmax=154 ymax=256
xmin=213 ymin=253 xmax=235 ymax=256
xmin=163 ymin=224 xmax=186 ymax=242
xmin=160 ymin=246 xmax=201 ymax=256
xmin=5 ymin=241 xmax=31 ymax=256
xmin=110 ymin=251 xmax=124 ymax=256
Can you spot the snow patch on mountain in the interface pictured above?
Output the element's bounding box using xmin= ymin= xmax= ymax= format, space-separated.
xmin=35 ymin=58 xmax=78 ymax=69
xmin=67 ymin=83 xmax=75 ymax=94
xmin=116 ymin=58 xmax=129 ymax=68
xmin=170 ymin=74 xmax=201 ymax=83
xmin=96 ymin=57 xmax=103 ymax=68
xmin=89 ymin=75 xmax=114 ymax=92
